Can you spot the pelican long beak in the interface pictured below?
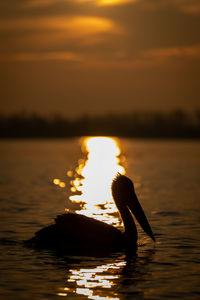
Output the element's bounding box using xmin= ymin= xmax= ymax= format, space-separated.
xmin=128 ymin=193 xmax=156 ymax=242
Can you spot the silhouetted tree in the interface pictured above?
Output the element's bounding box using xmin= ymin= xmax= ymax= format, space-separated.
xmin=0 ymin=109 xmax=199 ymax=139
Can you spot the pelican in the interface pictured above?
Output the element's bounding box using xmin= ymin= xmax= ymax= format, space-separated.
xmin=25 ymin=174 xmax=155 ymax=256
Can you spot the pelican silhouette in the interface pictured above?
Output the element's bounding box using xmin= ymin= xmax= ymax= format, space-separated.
xmin=25 ymin=174 xmax=155 ymax=256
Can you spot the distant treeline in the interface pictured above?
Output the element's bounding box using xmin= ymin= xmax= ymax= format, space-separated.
xmin=0 ymin=110 xmax=200 ymax=139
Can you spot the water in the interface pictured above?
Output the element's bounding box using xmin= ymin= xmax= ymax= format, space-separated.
xmin=0 ymin=138 xmax=200 ymax=299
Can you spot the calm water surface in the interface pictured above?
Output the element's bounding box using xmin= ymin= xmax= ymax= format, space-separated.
xmin=0 ymin=138 xmax=200 ymax=300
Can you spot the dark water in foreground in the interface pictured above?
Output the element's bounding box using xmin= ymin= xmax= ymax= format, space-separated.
xmin=0 ymin=138 xmax=200 ymax=299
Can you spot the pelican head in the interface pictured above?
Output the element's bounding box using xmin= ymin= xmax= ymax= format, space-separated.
xmin=112 ymin=174 xmax=155 ymax=242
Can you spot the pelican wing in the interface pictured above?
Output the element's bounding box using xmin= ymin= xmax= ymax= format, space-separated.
xmin=27 ymin=213 xmax=123 ymax=255
xmin=55 ymin=213 xmax=122 ymax=245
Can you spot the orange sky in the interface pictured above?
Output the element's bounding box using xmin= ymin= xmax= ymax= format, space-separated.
xmin=0 ymin=0 xmax=200 ymax=117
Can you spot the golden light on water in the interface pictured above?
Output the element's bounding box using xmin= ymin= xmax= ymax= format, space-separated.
xmin=53 ymin=178 xmax=66 ymax=188
xmin=53 ymin=136 xmax=126 ymax=224
xmin=58 ymin=260 xmax=126 ymax=299
xmin=53 ymin=178 xmax=60 ymax=185
xmin=69 ymin=137 xmax=125 ymax=224
xmin=55 ymin=138 xmax=127 ymax=300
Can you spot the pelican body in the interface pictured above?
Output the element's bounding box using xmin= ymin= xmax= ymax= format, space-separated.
xmin=25 ymin=174 xmax=155 ymax=256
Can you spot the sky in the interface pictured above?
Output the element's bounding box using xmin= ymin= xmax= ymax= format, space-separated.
xmin=0 ymin=0 xmax=200 ymax=118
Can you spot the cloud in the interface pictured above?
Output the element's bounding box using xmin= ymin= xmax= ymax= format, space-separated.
xmin=167 ymin=0 xmax=200 ymax=14
xmin=143 ymin=45 xmax=200 ymax=59
xmin=91 ymin=0 xmax=137 ymax=6
xmin=139 ymin=0 xmax=200 ymax=14
xmin=73 ymin=44 xmax=200 ymax=69
xmin=178 ymin=1 xmax=200 ymax=14
xmin=0 ymin=15 xmax=121 ymax=35
xmin=4 ymin=0 xmax=200 ymax=16
xmin=1 ymin=3 xmax=199 ymax=68
xmin=1 ymin=43 xmax=200 ymax=72
xmin=24 ymin=0 xmax=61 ymax=8
xmin=0 ymin=51 xmax=83 ymax=62
xmin=0 ymin=15 xmax=122 ymax=57
xmin=24 ymin=0 xmax=137 ymax=9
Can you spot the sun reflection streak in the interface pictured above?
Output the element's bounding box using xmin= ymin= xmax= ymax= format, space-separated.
xmin=59 ymin=260 xmax=126 ymax=299
xmin=68 ymin=137 xmax=125 ymax=225
xmin=55 ymin=137 xmax=128 ymax=299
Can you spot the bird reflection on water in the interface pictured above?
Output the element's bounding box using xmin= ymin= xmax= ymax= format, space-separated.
xmin=25 ymin=137 xmax=155 ymax=257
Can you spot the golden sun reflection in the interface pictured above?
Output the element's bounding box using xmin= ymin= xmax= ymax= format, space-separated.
xmin=58 ymin=260 xmax=126 ymax=299
xmin=53 ymin=178 xmax=66 ymax=188
xmin=68 ymin=137 xmax=125 ymax=225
